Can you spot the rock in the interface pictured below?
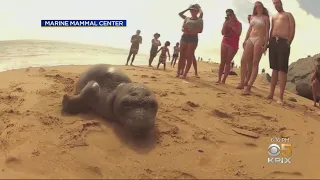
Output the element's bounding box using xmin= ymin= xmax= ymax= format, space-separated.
xmin=286 ymin=54 xmax=320 ymax=100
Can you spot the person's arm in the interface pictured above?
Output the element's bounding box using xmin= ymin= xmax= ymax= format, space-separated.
xmin=189 ymin=19 xmax=203 ymax=33
xmin=269 ymin=16 xmax=274 ymax=40
xmin=130 ymin=35 xmax=135 ymax=43
xmin=231 ymin=22 xmax=242 ymax=36
xmin=179 ymin=8 xmax=189 ymax=19
xmin=158 ymin=41 xmax=161 ymax=46
xmin=221 ymin=21 xmax=229 ymax=35
xmin=287 ymin=12 xmax=295 ymax=45
xmin=139 ymin=36 xmax=142 ymax=44
xmin=199 ymin=9 xmax=203 ymax=18
xmin=167 ymin=49 xmax=171 ymax=60
xmin=264 ymin=16 xmax=270 ymax=47
xmin=244 ymin=25 xmax=252 ymax=42
xmin=157 ymin=47 xmax=162 ymax=53
xmin=311 ymin=70 xmax=317 ymax=82
xmin=151 ymin=39 xmax=157 ymax=46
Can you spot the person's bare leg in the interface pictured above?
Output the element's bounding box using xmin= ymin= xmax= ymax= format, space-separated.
xmin=243 ymin=41 xmax=263 ymax=95
xmin=277 ymin=71 xmax=287 ymax=104
xmin=130 ymin=53 xmax=136 ymax=65
xmin=126 ymin=52 xmax=132 ymax=65
xmin=182 ymin=43 xmax=197 ymax=79
xmin=236 ymin=41 xmax=253 ymax=89
xmin=193 ymin=55 xmax=199 ymax=77
xmin=312 ymin=79 xmax=319 ymax=106
xmin=222 ymin=47 xmax=238 ymax=84
xmin=244 ymin=60 xmax=253 ymax=86
xmin=157 ymin=61 xmax=160 ymax=69
xmin=267 ymin=70 xmax=279 ymax=99
xmin=177 ymin=42 xmax=187 ymax=77
xmin=217 ymin=44 xmax=227 ymax=84
xmin=164 ymin=62 xmax=166 ymax=71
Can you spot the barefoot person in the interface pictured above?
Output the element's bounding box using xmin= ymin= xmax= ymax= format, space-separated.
xmin=176 ymin=4 xmax=203 ymax=79
xmin=216 ymin=9 xmax=242 ymax=84
xmin=311 ymin=58 xmax=320 ymax=107
xmin=157 ymin=41 xmax=171 ymax=71
xmin=267 ymin=0 xmax=295 ymax=104
xmin=171 ymin=42 xmax=180 ymax=67
xmin=245 ymin=14 xmax=253 ymax=84
xmin=126 ymin=30 xmax=142 ymax=66
xmin=149 ymin=33 xmax=161 ymax=67
xmin=236 ymin=1 xmax=270 ymax=95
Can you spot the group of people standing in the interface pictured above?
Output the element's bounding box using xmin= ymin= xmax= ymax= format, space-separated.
xmin=217 ymin=0 xmax=295 ymax=104
xmin=126 ymin=4 xmax=203 ymax=78
xmin=126 ymin=0 xmax=297 ymax=104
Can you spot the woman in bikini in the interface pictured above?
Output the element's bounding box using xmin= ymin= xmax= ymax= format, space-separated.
xmin=157 ymin=41 xmax=171 ymax=71
xmin=176 ymin=4 xmax=203 ymax=79
xmin=236 ymin=1 xmax=270 ymax=95
xmin=171 ymin=42 xmax=180 ymax=67
xmin=216 ymin=9 xmax=242 ymax=84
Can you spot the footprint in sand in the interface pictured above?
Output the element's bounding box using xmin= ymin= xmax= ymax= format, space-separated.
xmin=5 ymin=156 xmax=21 ymax=169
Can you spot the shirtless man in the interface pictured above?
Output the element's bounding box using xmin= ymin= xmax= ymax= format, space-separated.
xmin=267 ymin=0 xmax=295 ymax=104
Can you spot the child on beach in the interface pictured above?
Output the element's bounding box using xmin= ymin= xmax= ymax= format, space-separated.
xmin=311 ymin=58 xmax=320 ymax=107
xmin=157 ymin=41 xmax=171 ymax=70
xmin=171 ymin=42 xmax=180 ymax=67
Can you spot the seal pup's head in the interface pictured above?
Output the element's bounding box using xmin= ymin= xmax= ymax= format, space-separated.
xmin=62 ymin=81 xmax=100 ymax=114
xmin=113 ymin=83 xmax=158 ymax=134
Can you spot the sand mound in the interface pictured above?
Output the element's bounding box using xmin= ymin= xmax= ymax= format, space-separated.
xmin=0 ymin=63 xmax=319 ymax=179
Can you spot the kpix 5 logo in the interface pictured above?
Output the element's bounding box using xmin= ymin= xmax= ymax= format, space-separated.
xmin=268 ymin=143 xmax=292 ymax=164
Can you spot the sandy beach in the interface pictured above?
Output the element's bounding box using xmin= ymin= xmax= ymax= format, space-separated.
xmin=0 ymin=62 xmax=319 ymax=179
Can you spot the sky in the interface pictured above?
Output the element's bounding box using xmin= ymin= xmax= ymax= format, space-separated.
xmin=0 ymin=0 xmax=320 ymax=72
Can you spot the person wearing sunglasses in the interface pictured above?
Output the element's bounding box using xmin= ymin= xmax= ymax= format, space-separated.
xmin=216 ymin=9 xmax=242 ymax=84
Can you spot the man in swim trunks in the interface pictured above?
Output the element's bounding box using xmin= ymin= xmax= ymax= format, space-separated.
xmin=312 ymin=58 xmax=320 ymax=107
xmin=149 ymin=33 xmax=161 ymax=67
xmin=126 ymin=30 xmax=142 ymax=66
xmin=267 ymin=0 xmax=295 ymax=104
xmin=171 ymin=42 xmax=180 ymax=67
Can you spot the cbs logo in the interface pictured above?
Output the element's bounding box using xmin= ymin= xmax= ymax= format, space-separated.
xmin=268 ymin=143 xmax=292 ymax=157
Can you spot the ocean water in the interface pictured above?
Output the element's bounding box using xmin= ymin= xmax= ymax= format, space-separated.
xmin=0 ymin=40 xmax=149 ymax=72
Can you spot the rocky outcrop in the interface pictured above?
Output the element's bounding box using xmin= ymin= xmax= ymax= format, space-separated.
xmin=286 ymin=53 xmax=320 ymax=100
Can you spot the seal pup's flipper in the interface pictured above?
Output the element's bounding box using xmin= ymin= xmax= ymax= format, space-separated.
xmin=62 ymin=81 xmax=100 ymax=114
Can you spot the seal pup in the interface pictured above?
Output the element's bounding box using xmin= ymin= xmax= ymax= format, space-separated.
xmin=62 ymin=64 xmax=158 ymax=133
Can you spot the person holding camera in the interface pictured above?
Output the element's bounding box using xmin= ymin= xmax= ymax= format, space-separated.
xmin=216 ymin=9 xmax=242 ymax=84
xmin=176 ymin=4 xmax=203 ymax=79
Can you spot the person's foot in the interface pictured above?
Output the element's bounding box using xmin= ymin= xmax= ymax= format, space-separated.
xmin=242 ymin=87 xmax=251 ymax=95
xmin=314 ymin=103 xmax=317 ymax=107
xmin=125 ymin=63 xmax=128 ymax=66
xmin=149 ymin=65 xmax=152 ymax=67
xmin=276 ymin=99 xmax=284 ymax=105
xmin=221 ymin=79 xmax=226 ymax=84
xmin=130 ymin=63 xmax=133 ymax=66
xmin=267 ymin=94 xmax=274 ymax=99
xmin=236 ymin=83 xmax=244 ymax=89
xmin=181 ymin=74 xmax=187 ymax=79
